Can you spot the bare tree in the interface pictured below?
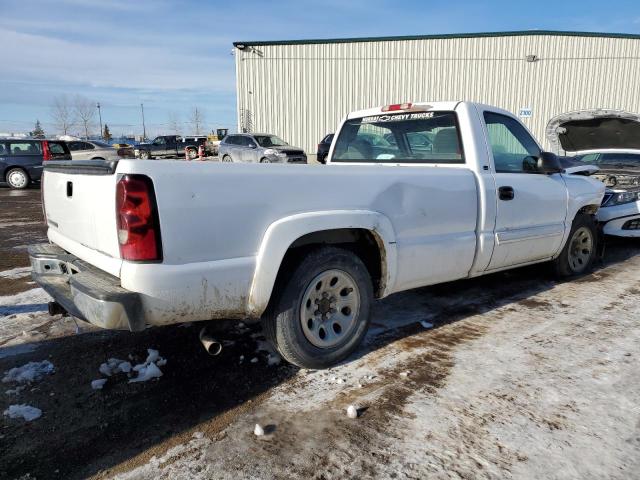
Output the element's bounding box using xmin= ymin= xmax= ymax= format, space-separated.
xmin=190 ymin=107 xmax=205 ymax=135
xmin=50 ymin=95 xmax=76 ymax=136
xmin=168 ymin=112 xmax=181 ymax=135
xmin=74 ymin=96 xmax=96 ymax=139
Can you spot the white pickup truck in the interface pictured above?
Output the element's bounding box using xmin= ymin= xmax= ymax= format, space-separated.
xmin=30 ymin=102 xmax=604 ymax=368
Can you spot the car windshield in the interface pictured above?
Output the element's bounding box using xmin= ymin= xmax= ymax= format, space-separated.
xmin=254 ymin=135 xmax=288 ymax=147
xmin=332 ymin=111 xmax=463 ymax=164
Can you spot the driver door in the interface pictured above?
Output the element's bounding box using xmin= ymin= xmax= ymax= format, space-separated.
xmin=483 ymin=111 xmax=568 ymax=271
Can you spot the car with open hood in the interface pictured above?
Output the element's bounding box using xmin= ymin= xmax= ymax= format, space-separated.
xmin=547 ymin=109 xmax=640 ymax=237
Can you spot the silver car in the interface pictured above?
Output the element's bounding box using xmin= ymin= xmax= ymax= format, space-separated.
xmin=66 ymin=140 xmax=120 ymax=161
xmin=218 ymin=133 xmax=307 ymax=164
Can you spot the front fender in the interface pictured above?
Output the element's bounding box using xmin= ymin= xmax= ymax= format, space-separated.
xmin=247 ymin=210 xmax=398 ymax=317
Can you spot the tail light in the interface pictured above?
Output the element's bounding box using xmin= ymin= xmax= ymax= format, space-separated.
xmin=42 ymin=140 xmax=51 ymax=161
xmin=116 ymin=175 xmax=162 ymax=262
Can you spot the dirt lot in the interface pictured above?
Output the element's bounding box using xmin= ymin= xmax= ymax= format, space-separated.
xmin=1 ymin=187 xmax=639 ymax=480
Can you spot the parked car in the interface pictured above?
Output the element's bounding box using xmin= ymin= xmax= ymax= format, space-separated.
xmin=136 ymin=135 xmax=214 ymax=160
xmin=219 ymin=133 xmax=307 ymax=163
xmin=67 ymin=140 xmax=122 ymax=161
xmin=30 ymin=101 xmax=604 ymax=369
xmin=571 ymin=150 xmax=640 ymax=237
xmin=0 ymin=138 xmax=70 ymax=189
xmin=546 ymin=112 xmax=640 ymax=238
xmin=317 ymin=133 xmax=334 ymax=164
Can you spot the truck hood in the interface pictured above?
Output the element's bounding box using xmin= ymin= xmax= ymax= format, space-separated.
xmin=546 ymin=109 xmax=640 ymax=154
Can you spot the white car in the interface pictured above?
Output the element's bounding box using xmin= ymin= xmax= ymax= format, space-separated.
xmin=30 ymin=101 xmax=604 ymax=369
xmin=547 ymin=110 xmax=640 ymax=237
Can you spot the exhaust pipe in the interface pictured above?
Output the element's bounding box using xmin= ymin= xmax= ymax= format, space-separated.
xmin=48 ymin=301 xmax=67 ymax=317
xmin=199 ymin=328 xmax=223 ymax=356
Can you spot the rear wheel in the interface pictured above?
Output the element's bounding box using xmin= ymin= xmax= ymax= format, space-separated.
xmin=222 ymin=155 xmax=233 ymax=163
xmin=260 ymin=157 xmax=271 ymax=163
xmin=5 ymin=168 xmax=29 ymax=189
xmin=553 ymin=214 xmax=597 ymax=277
xmin=187 ymin=148 xmax=197 ymax=160
xmin=263 ymin=247 xmax=373 ymax=369
xmin=139 ymin=150 xmax=150 ymax=160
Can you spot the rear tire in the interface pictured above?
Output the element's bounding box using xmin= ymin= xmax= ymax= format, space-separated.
xmin=553 ymin=213 xmax=597 ymax=277
xmin=5 ymin=168 xmax=29 ymax=189
xmin=187 ymin=148 xmax=197 ymax=160
xmin=139 ymin=151 xmax=150 ymax=160
xmin=260 ymin=157 xmax=271 ymax=163
xmin=222 ymin=155 xmax=233 ymax=163
xmin=263 ymin=246 xmax=373 ymax=369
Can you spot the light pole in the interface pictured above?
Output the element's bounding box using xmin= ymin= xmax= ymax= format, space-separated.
xmin=140 ymin=103 xmax=147 ymax=141
xmin=96 ymin=102 xmax=103 ymax=139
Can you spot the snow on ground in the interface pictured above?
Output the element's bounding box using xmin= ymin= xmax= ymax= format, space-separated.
xmin=2 ymin=360 xmax=54 ymax=383
xmin=112 ymin=253 xmax=640 ymax=480
xmin=3 ymin=404 xmax=42 ymax=421
xmin=0 ymin=266 xmax=31 ymax=279
xmin=0 ymin=287 xmax=49 ymax=317
xmin=92 ymin=349 xmax=167 ymax=388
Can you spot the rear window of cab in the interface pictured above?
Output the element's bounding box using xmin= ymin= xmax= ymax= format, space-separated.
xmin=332 ymin=111 xmax=464 ymax=164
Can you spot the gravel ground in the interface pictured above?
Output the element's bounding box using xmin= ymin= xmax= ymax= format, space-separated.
xmin=0 ymin=187 xmax=638 ymax=480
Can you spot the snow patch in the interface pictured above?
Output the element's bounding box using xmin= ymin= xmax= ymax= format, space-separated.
xmin=420 ymin=321 xmax=434 ymax=329
xmin=2 ymin=360 xmax=54 ymax=383
xmin=254 ymin=424 xmax=265 ymax=436
xmin=129 ymin=362 xmax=163 ymax=383
xmin=4 ymin=404 xmax=42 ymax=421
xmin=91 ymin=379 xmax=107 ymax=390
xmin=346 ymin=405 xmax=358 ymax=419
xmin=0 ymin=266 xmax=31 ymax=279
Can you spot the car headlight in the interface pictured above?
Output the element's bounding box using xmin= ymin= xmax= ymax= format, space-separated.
xmin=603 ymin=191 xmax=640 ymax=206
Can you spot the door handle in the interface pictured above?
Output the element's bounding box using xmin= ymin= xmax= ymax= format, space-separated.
xmin=499 ymin=186 xmax=514 ymax=201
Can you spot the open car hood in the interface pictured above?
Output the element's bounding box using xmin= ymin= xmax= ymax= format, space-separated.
xmin=546 ymin=109 xmax=640 ymax=154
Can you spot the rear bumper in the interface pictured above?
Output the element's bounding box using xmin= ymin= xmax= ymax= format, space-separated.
xmin=28 ymin=243 xmax=145 ymax=331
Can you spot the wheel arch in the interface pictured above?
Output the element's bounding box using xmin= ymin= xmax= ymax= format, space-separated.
xmin=247 ymin=210 xmax=397 ymax=317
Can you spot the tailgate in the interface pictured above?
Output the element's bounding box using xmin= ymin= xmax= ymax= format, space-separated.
xmin=43 ymin=160 xmax=122 ymax=277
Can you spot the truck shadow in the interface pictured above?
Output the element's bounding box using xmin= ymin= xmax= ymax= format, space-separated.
xmin=0 ymin=239 xmax=637 ymax=480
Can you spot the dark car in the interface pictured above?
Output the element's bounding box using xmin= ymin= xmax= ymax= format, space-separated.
xmin=137 ymin=135 xmax=214 ymax=160
xmin=0 ymin=138 xmax=71 ymax=189
xmin=317 ymin=133 xmax=334 ymax=164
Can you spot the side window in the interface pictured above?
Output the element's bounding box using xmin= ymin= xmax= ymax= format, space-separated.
xmin=8 ymin=141 xmax=42 ymax=155
xmin=484 ymin=112 xmax=541 ymax=173
xmin=81 ymin=142 xmax=95 ymax=150
xmin=48 ymin=143 xmax=66 ymax=154
xmin=225 ymin=136 xmax=237 ymax=145
xmin=0 ymin=142 xmax=7 ymax=155
xmin=237 ymin=136 xmax=250 ymax=147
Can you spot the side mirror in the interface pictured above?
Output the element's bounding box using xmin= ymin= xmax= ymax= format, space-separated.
xmin=537 ymin=151 xmax=563 ymax=174
xmin=249 ymin=143 xmax=257 ymax=149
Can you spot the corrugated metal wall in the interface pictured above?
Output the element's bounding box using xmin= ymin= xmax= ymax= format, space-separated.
xmin=235 ymin=34 xmax=640 ymax=154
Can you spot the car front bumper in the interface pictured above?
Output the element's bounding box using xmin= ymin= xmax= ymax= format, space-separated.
xmin=597 ymin=200 xmax=640 ymax=237
xmin=28 ymin=243 xmax=145 ymax=331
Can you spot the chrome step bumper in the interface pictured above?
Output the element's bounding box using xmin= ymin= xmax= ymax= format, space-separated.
xmin=28 ymin=243 xmax=145 ymax=331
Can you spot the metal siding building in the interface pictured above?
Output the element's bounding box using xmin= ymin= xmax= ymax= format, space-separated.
xmin=233 ymin=31 xmax=640 ymax=156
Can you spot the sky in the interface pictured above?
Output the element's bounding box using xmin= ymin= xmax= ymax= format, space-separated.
xmin=1 ymin=0 xmax=639 ymax=139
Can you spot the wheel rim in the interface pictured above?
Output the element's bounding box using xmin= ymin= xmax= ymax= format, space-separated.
xmin=223 ymin=155 xmax=232 ymax=162
xmin=7 ymin=170 xmax=27 ymax=188
xmin=300 ymin=269 xmax=361 ymax=349
xmin=261 ymin=158 xmax=271 ymax=163
xmin=140 ymin=151 xmax=148 ymax=159
xmin=568 ymin=226 xmax=593 ymax=272
xmin=188 ymin=149 xmax=197 ymax=159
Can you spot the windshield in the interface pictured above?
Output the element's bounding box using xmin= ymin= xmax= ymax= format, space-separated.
xmin=254 ymin=135 xmax=288 ymax=147
xmin=332 ymin=111 xmax=463 ymax=164
xmin=577 ymin=152 xmax=640 ymax=167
